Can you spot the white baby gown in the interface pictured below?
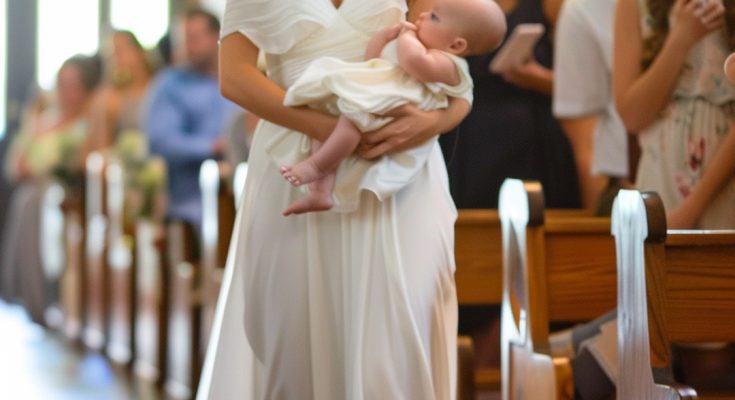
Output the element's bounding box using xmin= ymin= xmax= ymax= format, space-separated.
xmin=281 ymin=39 xmax=472 ymax=211
xmin=198 ymin=0 xmax=459 ymax=399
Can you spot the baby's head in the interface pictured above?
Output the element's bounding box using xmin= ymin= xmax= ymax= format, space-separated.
xmin=415 ymin=0 xmax=506 ymax=57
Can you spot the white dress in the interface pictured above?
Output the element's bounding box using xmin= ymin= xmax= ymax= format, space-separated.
xmin=197 ymin=0 xmax=459 ymax=399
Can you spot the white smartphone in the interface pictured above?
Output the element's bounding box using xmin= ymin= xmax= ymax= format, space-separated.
xmin=489 ymin=23 xmax=545 ymax=74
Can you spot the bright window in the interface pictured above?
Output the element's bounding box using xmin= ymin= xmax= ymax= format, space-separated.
xmin=37 ymin=0 xmax=99 ymax=91
xmin=0 ymin=0 xmax=6 ymax=139
xmin=200 ymin=0 xmax=226 ymax=20
xmin=110 ymin=0 xmax=168 ymax=49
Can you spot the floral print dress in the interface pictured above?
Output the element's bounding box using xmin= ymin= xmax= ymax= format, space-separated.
xmin=636 ymin=0 xmax=735 ymax=228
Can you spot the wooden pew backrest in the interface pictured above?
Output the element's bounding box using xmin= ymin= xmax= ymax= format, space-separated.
xmin=612 ymin=189 xmax=735 ymax=400
xmin=499 ymin=179 xmax=556 ymax=400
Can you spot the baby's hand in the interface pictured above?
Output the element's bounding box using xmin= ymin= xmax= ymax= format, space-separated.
xmin=399 ymin=21 xmax=417 ymax=32
xmin=384 ymin=21 xmax=417 ymax=40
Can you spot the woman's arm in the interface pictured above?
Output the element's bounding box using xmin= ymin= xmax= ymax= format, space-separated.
xmin=667 ymin=124 xmax=735 ymax=228
xmin=219 ymin=34 xmax=337 ymax=142
xmin=501 ymin=62 xmax=554 ymax=96
xmin=614 ymin=0 xmax=724 ymax=133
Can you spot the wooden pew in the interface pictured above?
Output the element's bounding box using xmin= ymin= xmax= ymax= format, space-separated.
xmin=199 ymin=160 xmax=236 ymax=351
xmin=133 ymin=157 xmax=169 ymax=386
xmin=105 ymin=157 xmax=136 ymax=365
xmin=455 ymin=205 xmax=608 ymax=391
xmin=83 ymin=152 xmax=108 ymax=350
xmin=612 ymin=189 xmax=735 ymax=400
xmin=497 ymin=179 xmax=617 ymax=400
xmin=39 ymin=180 xmax=83 ymax=336
xmin=133 ymin=218 xmax=168 ymax=385
xmin=164 ymin=220 xmax=202 ymax=399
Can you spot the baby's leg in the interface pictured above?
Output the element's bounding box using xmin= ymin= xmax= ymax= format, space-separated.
xmin=281 ymin=116 xmax=361 ymax=186
xmin=282 ymin=171 xmax=336 ymax=216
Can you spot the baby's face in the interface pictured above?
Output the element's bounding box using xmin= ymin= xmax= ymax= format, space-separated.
xmin=414 ymin=0 xmax=463 ymax=53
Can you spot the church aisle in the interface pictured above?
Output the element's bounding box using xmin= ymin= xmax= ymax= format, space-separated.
xmin=0 ymin=300 xmax=154 ymax=400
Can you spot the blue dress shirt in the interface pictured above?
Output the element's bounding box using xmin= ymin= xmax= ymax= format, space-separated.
xmin=145 ymin=67 xmax=239 ymax=228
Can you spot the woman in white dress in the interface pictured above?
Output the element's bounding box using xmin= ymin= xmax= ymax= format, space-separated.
xmin=197 ymin=0 xmax=470 ymax=399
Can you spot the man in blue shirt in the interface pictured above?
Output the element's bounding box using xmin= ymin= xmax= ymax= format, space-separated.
xmin=145 ymin=8 xmax=239 ymax=231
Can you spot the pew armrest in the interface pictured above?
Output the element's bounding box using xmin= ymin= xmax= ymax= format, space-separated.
xmin=553 ymin=357 xmax=574 ymax=400
xmin=457 ymin=335 xmax=476 ymax=400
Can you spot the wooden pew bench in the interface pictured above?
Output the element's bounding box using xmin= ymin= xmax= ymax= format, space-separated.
xmin=105 ymin=157 xmax=136 ymax=365
xmin=83 ymin=152 xmax=107 ymax=350
xmin=497 ymin=179 xmax=617 ymax=399
xmin=199 ymin=160 xmax=236 ymax=352
xmin=613 ymin=190 xmax=735 ymax=400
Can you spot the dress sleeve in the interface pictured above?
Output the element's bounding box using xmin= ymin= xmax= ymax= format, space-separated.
xmin=221 ymin=0 xmax=333 ymax=54
xmin=426 ymin=54 xmax=474 ymax=105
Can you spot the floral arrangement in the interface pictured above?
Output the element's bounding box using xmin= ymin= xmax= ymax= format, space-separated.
xmin=113 ymin=129 xmax=166 ymax=222
xmin=51 ymin=130 xmax=86 ymax=192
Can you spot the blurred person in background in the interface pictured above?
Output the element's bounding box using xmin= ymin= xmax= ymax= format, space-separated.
xmin=84 ymin=30 xmax=155 ymax=157
xmin=553 ymin=0 xmax=630 ymax=216
xmin=145 ymin=8 xmax=239 ymax=232
xmin=615 ymin=0 xmax=735 ymax=229
xmin=0 ymin=55 xmax=101 ymax=324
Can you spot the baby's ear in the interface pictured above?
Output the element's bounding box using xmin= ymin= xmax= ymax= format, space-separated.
xmin=726 ymin=53 xmax=735 ymax=85
xmin=450 ymin=37 xmax=468 ymax=55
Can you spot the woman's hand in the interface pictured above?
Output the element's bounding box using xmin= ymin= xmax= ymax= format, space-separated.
xmin=500 ymin=60 xmax=553 ymax=95
xmin=668 ymin=0 xmax=725 ymax=49
xmin=357 ymin=103 xmax=439 ymax=159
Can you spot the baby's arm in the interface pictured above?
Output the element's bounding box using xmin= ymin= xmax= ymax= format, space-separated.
xmin=364 ymin=22 xmax=416 ymax=60
xmin=397 ymin=30 xmax=460 ymax=86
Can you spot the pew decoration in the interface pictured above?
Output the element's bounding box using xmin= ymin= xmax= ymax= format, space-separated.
xmin=113 ymin=129 xmax=166 ymax=223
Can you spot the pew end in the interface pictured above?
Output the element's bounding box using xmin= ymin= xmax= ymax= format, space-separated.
xmin=612 ymin=190 xmax=735 ymax=400
xmin=498 ymin=179 xmax=617 ymax=399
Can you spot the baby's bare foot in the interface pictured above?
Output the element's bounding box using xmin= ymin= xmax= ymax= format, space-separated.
xmin=280 ymin=160 xmax=325 ymax=186
xmin=282 ymin=193 xmax=334 ymax=216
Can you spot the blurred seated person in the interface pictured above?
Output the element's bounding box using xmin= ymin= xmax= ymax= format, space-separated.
xmin=0 ymin=55 xmax=101 ymax=324
xmin=85 ymin=30 xmax=155 ymax=157
xmin=145 ymin=8 xmax=239 ymax=232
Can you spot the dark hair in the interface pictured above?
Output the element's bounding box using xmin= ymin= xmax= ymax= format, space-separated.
xmin=60 ymin=54 xmax=103 ymax=92
xmin=156 ymin=32 xmax=173 ymax=66
xmin=185 ymin=8 xmax=221 ymax=33
xmin=642 ymin=0 xmax=735 ymax=69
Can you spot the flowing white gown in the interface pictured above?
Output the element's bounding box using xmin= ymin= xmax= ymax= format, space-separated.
xmin=198 ymin=0 xmax=459 ymax=398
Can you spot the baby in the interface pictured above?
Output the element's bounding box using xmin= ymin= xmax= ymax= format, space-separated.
xmin=280 ymin=0 xmax=506 ymax=215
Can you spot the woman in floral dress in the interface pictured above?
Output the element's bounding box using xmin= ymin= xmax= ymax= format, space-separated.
xmin=615 ymin=0 xmax=735 ymax=228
